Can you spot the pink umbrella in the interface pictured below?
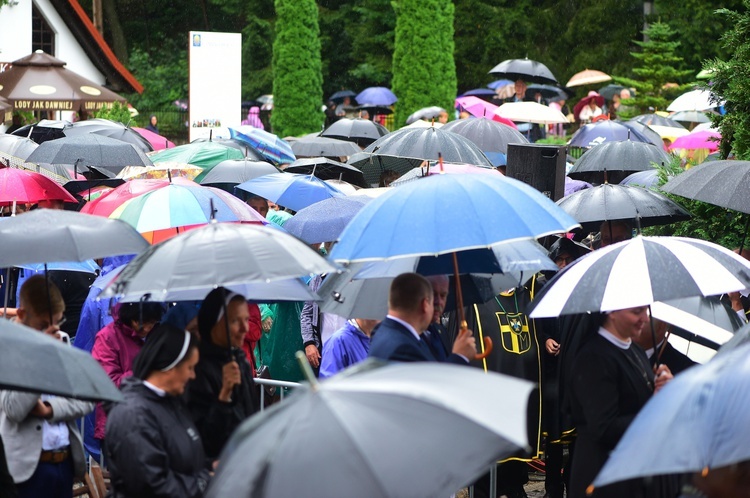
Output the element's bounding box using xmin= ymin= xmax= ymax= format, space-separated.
xmin=0 ymin=167 xmax=78 ymax=206
xmin=668 ymin=130 xmax=721 ymax=152
xmin=133 ymin=127 xmax=175 ymax=150
xmin=454 ymin=96 xmax=518 ymax=129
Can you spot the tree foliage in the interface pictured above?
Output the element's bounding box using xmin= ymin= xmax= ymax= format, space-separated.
xmin=270 ymin=0 xmax=324 ymax=136
xmin=391 ymin=0 xmax=457 ymax=128
xmin=704 ymin=0 xmax=750 ymax=160
xmin=614 ymin=22 xmax=694 ymax=117
xmin=93 ymin=101 xmax=132 ymax=124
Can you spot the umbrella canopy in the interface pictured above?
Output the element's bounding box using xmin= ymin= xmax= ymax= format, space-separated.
xmin=26 ymin=134 xmax=153 ymax=176
xmin=328 ymin=89 xmax=357 ymax=102
xmin=390 ymin=162 xmax=503 ymax=186
xmin=108 ymin=183 xmax=266 ymax=235
xmin=190 ymin=137 xmax=266 ymax=161
xmin=568 ymin=140 xmax=671 ymax=184
xmin=330 ymin=173 xmax=578 ymax=264
xmin=148 ymin=141 xmax=245 ymax=169
xmin=495 ymin=101 xmax=568 ymax=124
xmin=0 ymin=319 xmax=122 ymax=402
xmin=0 ymin=209 xmax=148 ymax=267
xmin=354 ymin=104 xmax=393 ymax=117
xmin=347 ymin=152 xmax=424 ymax=186
xmin=283 ymin=195 xmax=371 ymax=244
xmin=488 ymin=58 xmax=558 ymax=85
xmin=618 ymin=120 xmax=665 ymax=148
xmin=0 ymin=134 xmax=39 ymax=160
xmin=568 ymin=121 xmax=654 ymax=148
xmin=556 ymin=183 xmax=691 ymax=232
xmin=527 ymin=236 xmax=750 ymax=318
xmin=11 ymin=119 xmax=69 ymax=144
xmin=619 ymin=170 xmax=660 ymax=188
xmin=229 ymin=126 xmax=296 ymax=164
xmin=487 ymin=79 xmax=513 ymax=90
xmin=355 ymin=86 xmax=397 ymax=106
xmin=116 ymin=163 xmax=203 ymax=181
xmin=598 ymin=84 xmax=627 ymax=100
xmin=81 ymin=178 xmax=192 ymax=217
xmin=100 ymin=222 xmax=336 ymax=303
xmin=650 ymin=295 xmax=744 ymax=351
xmin=205 ymin=361 xmax=535 ymax=498
xmin=454 ymin=96 xmax=518 ymax=128
xmin=592 ymin=341 xmax=750 ymax=490
xmin=289 ymin=136 xmax=361 ymax=158
xmin=0 ymin=167 xmax=78 ymax=206
xmin=133 ymin=127 xmax=175 ymax=150
xmin=441 ymin=117 xmax=528 ymax=166
xmin=62 ymin=118 xmax=153 ymax=154
xmin=284 ymin=157 xmax=367 ymax=187
xmin=668 ymin=130 xmax=721 ymax=152
xmin=0 ymin=51 xmax=126 ymax=112
xmin=661 ymin=160 xmax=750 ymax=213
xmin=565 ymin=176 xmax=593 ymax=196
xmin=363 ymin=126 xmax=494 ymax=169
xmin=669 ymin=110 xmax=713 ymax=124
xmin=194 ymin=159 xmax=279 ymax=186
xmin=631 ymin=114 xmax=686 ymax=129
xmin=405 ymin=106 xmax=446 ymax=125
xmin=527 ymin=84 xmax=571 ymax=102
xmin=236 ymin=172 xmax=345 ymax=211
xmin=573 ymin=93 xmax=605 ymax=120
xmin=565 ymin=69 xmax=612 ymax=87
xmin=319 ymin=118 xmax=389 ymax=147
xmin=459 ymin=88 xmax=497 ymax=100
xmin=667 ymin=89 xmax=723 ymax=112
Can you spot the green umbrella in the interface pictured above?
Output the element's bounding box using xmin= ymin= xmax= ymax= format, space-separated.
xmin=148 ymin=141 xmax=244 ymax=169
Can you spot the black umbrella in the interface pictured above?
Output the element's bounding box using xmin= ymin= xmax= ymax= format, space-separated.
xmin=488 ymin=58 xmax=558 ymax=85
xmin=195 ymin=159 xmax=280 ymax=189
xmin=320 ymin=118 xmax=389 ymax=147
xmin=328 ymin=89 xmax=357 ymax=102
xmin=26 ymin=134 xmax=153 ymax=176
xmin=556 ymin=183 xmax=691 ymax=232
xmin=347 ymin=152 xmax=424 ymax=186
xmin=441 ymin=117 xmax=528 ymax=166
xmin=63 ymin=178 xmax=125 ymax=196
xmin=290 ymin=136 xmax=362 ymax=158
xmin=191 ymin=137 xmax=266 ymax=161
xmin=598 ymin=84 xmax=627 ymax=100
xmin=284 ymin=157 xmax=367 ymax=187
xmin=0 ymin=319 xmax=122 ymax=402
xmin=630 ymin=114 xmax=686 ymax=130
xmin=11 ymin=119 xmax=69 ymax=144
xmin=63 ymin=118 xmax=153 ymax=154
xmin=569 ymin=140 xmax=671 ymax=184
xmin=527 ymin=84 xmax=572 ymax=102
xmin=354 ymin=104 xmax=393 ymax=116
xmin=618 ymin=120 xmax=666 ymax=148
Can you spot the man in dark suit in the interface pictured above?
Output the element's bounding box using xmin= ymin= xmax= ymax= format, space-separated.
xmin=368 ymin=273 xmax=476 ymax=364
xmin=423 ymin=275 xmax=452 ymax=361
xmin=634 ymin=317 xmax=696 ymax=375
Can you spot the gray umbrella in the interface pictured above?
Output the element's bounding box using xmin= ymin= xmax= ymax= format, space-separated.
xmin=662 ymin=160 xmax=750 ymax=214
xmin=100 ymin=222 xmax=337 ymax=303
xmin=62 ymin=118 xmax=153 ymax=154
xmin=441 ymin=116 xmax=528 ymax=166
xmin=320 ymin=118 xmax=389 ymax=147
xmin=289 ymin=136 xmax=361 ymax=158
xmin=195 ymin=159 xmax=279 ymax=186
xmin=557 ymin=183 xmax=691 ymax=232
xmin=0 ymin=134 xmax=38 ymax=160
xmin=569 ymin=140 xmax=671 ymax=184
xmin=630 ymin=114 xmax=686 ymax=129
xmin=0 ymin=319 xmax=122 ymax=402
xmin=0 ymin=209 xmax=148 ymax=267
xmin=405 ymin=106 xmax=446 ymax=125
xmin=26 ymin=134 xmax=153 ymax=176
xmin=347 ymin=152 xmax=424 ymax=186
xmin=205 ymin=360 xmax=534 ymax=498
xmin=488 ymin=58 xmax=558 ymax=85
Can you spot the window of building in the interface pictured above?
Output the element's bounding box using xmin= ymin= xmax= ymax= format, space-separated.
xmin=32 ymin=4 xmax=55 ymax=56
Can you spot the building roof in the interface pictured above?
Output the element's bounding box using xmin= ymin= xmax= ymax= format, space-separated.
xmin=49 ymin=0 xmax=143 ymax=94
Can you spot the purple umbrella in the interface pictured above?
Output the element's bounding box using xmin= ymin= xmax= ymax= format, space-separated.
xmin=565 ymin=176 xmax=592 ymax=196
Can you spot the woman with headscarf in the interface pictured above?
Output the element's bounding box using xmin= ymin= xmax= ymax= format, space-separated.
xmin=105 ymin=324 xmax=210 ymax=498
xmin=241 ymin=106 xmax=264 ymax=130
xmin=186 ymin=288 xmax=258 ymax=460
xmin=567 ymin=307 xmax=673 ymax=497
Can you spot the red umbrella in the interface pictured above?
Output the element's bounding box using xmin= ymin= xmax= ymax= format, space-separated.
xmin=573 ymin=93 xmax=605 ymax=120
xmin=133 ymin=127 xmax=175 ymax=150
xmin=0 ymin=167 xmax=78 ymax=206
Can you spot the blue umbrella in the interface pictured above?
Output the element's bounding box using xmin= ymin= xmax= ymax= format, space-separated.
xmin=568 ymin=121 xmax=653 ymax=148
xmin=329 ymin=90 xmax=357 ymax=102
xmin=355 ymin=87 xmax=398 ymax=106
xmin=487 ymin=79 xmax=513 ymax=90
xmin=459 ymin=88 xmax=497 ymax=98
xmin=592 ymin=340 xmax=750 ymax=491
xmin=16 ymin=260 xmax=100 ymax=274
xmin=229 ymin=126 xmax=296 ymax=165
xmin=330 ymin=173 xmax=579 ymax=263
xmin=282 ymin=195 xmax=371 ymax=245
xmin=236 ymin=172 xmax=345 ymax=212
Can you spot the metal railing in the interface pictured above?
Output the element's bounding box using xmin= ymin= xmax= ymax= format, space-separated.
xmin=254 ymin=377 xmax=301 ymax=412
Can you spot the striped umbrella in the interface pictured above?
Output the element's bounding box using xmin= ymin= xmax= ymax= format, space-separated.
xmin=229 ymin=126 xmax=296 ymax=164
xmin=528 ymin=236 xmax=750 ymax=318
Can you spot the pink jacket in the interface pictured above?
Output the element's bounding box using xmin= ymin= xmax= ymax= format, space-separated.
xmin=91 ymin=314 xmax=144 ymax=440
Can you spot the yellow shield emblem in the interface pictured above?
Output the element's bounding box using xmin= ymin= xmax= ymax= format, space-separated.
xmin=496 ymin=312 xmax=531 ymax=355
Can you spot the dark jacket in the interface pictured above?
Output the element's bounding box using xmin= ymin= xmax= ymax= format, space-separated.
xmin=105 ymin=378 xmax=210 ymax=498
xmin=185 ymin=343 xmax=258 ymax=459
xmin=369 ymin=317 xmax=468 ymax=365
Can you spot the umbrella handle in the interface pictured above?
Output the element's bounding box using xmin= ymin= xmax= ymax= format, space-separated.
xmin=475 ymin=336 xmax=493 ymax=360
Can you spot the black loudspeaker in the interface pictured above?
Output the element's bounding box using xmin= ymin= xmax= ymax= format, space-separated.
xmin=506 ymin=144 xmax=566 ymax=201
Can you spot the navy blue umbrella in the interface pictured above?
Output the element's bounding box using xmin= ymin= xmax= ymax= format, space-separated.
xmin=568 ymin=121 xmax=653 ymax=148
xmin=329 ymin=90 xmax=357 ymax=102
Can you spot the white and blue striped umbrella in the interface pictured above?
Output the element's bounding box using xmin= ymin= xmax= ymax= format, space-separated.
xmin=528 ymin=236 xmax=750 ymax=318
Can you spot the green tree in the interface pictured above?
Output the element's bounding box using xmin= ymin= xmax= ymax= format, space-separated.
xmin=270 ymin=0 xmax=324 ymax=136
xmin=93 ymin=101 xmax=132 ymax=124
xmin=391 ymin=0 xmax=457 ymax=128
xmin=615 ymin=21 xmax=694 ymax=117
xmin=704 ymin=0 xmax=750 ymax=160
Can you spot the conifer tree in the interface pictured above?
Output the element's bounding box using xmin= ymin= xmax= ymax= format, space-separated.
xmin=270 ymin=0 xmax=324 ymax=137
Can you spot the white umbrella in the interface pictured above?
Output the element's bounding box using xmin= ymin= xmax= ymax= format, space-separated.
xmin=528 ymin=235 xmax=750 ymax=318
xmin=100 ymin=222 xmax=337 ymax=303
xmin=494 ymin=101 xmax=568 ymax=124
xmin=667 ymin=89 xmax=724 ymax=112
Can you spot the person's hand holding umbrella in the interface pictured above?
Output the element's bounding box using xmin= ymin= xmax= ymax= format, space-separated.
xmin=219 ymin=361 xmax=242 ymax=403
